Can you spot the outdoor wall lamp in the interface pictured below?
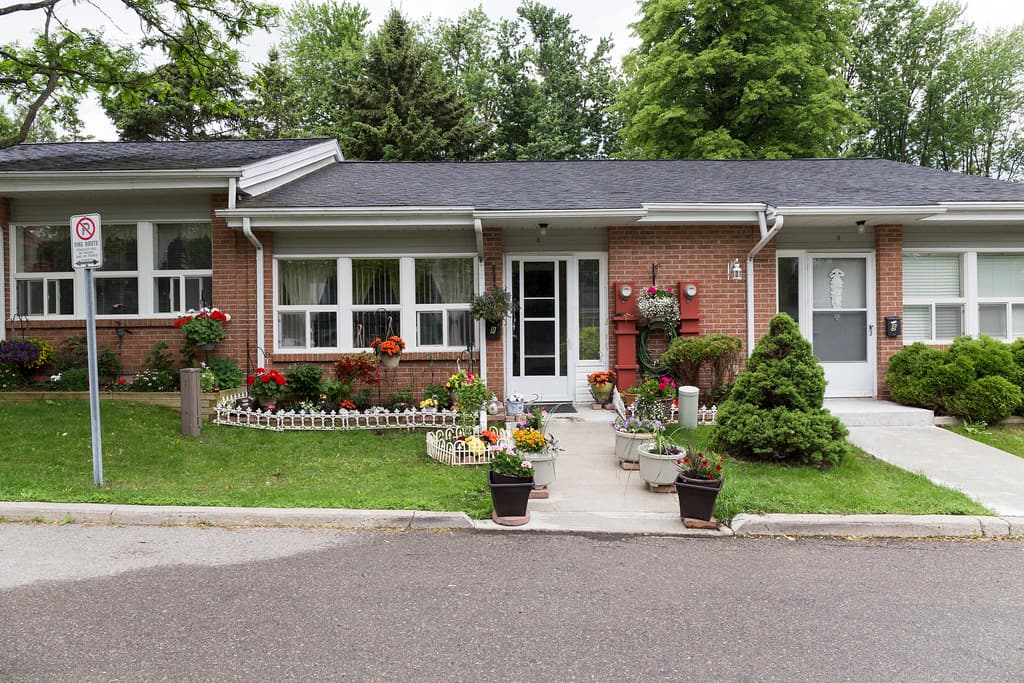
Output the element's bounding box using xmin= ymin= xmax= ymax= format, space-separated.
xmin=618 ymin=283 xmax=633 ymax=302
xmin=856 ymin=219 xmax=866 ymax=235
xmin=729 ymin=258 xmax=743 ymax=281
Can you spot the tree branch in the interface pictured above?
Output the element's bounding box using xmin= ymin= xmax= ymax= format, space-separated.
xmin=0 ymin=0 xmax=58 ymax=18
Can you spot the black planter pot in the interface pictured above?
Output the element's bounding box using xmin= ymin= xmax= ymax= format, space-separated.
xmin=674 ymin=474 xmax=723 ymax=521
xmin=484 ymin=319 xmax=502 ymax=341
xmin=488 ymin=470 xmax=534 ymax=519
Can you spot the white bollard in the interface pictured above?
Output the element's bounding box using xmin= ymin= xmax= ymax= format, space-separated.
xmin=678 ymin=385 xmax=699 ymax=429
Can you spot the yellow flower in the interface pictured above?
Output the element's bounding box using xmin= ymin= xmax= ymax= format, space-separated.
xmin=464 ymin=436 xmax=485 ymax=456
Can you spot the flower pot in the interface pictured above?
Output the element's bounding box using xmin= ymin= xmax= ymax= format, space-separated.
xmin=196 ymin=342 xmax=217 ymax=351
xmin=590 ymin=383 xmax=613 ymax=403
xmin=674 ymin=474 xmax=723 ymax=522
xmin=379 ymin=354 xmax=400 ymax=369
xmin=485 ymin=319 xmax=502 ymax=341
xmin=614 ymin=430 xmax=653 ymax=463
xmin=526 ymin=451 xmax=556 ymax=487
xmin=488 ymin=470 xmax=534 ymax=523
xmin=637 ymin=443 xmax=683 ymax=486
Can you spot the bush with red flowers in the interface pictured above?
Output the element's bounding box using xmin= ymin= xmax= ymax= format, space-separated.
xmin=173 ymin=307 xmax=231 ymax=347
xmin=246 ymin=367 xmax=287 ymax=406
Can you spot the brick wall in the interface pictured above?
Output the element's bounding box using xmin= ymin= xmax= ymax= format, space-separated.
xmin=482 ymin=226 xmax=505 ymax=401
xmin=874 ymin=224 xmax=903 ymax=399
xmin=607 ymin=223 xmax=773 ymax=376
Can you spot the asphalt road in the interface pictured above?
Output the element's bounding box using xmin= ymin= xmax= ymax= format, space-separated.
xmin=2 ymin=525 xmax=1023 ymax=682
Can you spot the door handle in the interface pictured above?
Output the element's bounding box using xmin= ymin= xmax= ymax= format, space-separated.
xmin=868 ymin=324 xmax=874 ymax=336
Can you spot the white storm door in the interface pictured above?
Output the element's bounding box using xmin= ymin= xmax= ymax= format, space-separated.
xmin=506 ymin=257 xmax=574 ymax=402
xmin=809 ymin=254 xmax=876 ymax=398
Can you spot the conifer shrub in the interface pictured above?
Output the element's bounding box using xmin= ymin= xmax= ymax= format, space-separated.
xmin=884 ymin=342 xmax=946 ymax=409
xmin=712 ymin=313 xmax=847 ymax=467
xmin=943 ymin=375 xmax=1023 ymax=424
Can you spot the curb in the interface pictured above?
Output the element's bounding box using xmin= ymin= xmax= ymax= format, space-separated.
xmin=731 ymin=513 xmax=1024 ymax=538
xmin=0 ymin=502 xmax=475 ymax=530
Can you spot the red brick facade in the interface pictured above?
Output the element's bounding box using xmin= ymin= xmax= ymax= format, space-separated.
xmin=482 ymin=226 xmax=505 ymax=401
xmin=874 ymin=224 xmax=903 ymax=399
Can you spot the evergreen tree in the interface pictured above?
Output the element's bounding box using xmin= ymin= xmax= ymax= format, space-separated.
xmin=617 ymin=0 xmax=858 ymax=159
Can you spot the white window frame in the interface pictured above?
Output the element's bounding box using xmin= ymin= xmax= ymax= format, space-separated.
xmin=273 ymin=253 xmax=477 ymax=354
xmin=10 ymin=220 xmax=213 ymax=320
xmin=975 ymin=250 xmax=1024 ymax=341
xmin=275 ymin=257 xmax=340 ymax=350
xmin=93 ymin=222 xmax=141 ymax=316
xmin=412 ymin=256 xmax=476 ymax=349
xmin=901 ymin=251 xmax=967 ymax=344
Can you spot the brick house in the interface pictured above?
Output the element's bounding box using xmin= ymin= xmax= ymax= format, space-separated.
xmin=3 ymin=138 xmax=1024 ymax=402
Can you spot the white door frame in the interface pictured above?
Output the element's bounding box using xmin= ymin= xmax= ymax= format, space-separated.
xmin=504 ymin=253 xmax=578 ymax=402
xmin=780 ymin=250 xmax=877 ymax=398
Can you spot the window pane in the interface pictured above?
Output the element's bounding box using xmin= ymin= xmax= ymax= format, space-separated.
xmin=935 ymin=305 xmax=963 ymax=339
xmin=352 ymin=259 xmax=399 ymax=305
xmin=812 ymin=311 xmax=867 ymax=362
xmin=311 ymin=312 xmax=337 ymax=348
xmin=18 ymin=226 xmax=71 ymax=273
xmin=415 ymin=258 xmax=473 ymax=304
xmin=155 ymin=277 xmax=179 ymax=313
xmin=100 ymin=225 xmax=138 ymax=271
xmin=17 ymin=280 xmax=43 ymax=315
xmin=979 ymin=304 xmax=1007 ymax=338
xmin=902 ymin=305 xmax=931 ymax=341
xmin=155 ymin=223 xmax=211 ymax=270
xmin=279 ymin=260 xmax=337 ymax=306
xmin=978 ymin=254 xmax=1024 ymax=298
xmin=49 ymin=279 xmax=74 ymax=315
xmin=448 ymin=310 xmax=474 ymax=348
xmin=903 ymin=254 xmax=962 ymax=297
xmin=96 ymin=277 xmax=139 ymax=314
xmin=578 ymin=259 xmax=600 ymax=360
xmin=278 ymin=312 xmax=306 ymax=348
xmin=778 ymin=256 xmax=800 ymax=322
xmin=353 ymin=310 xmax=399 ymax=347
xmin=1013 ymin=305 xmax=1024 ymax=339
xmin=812 ymin=257 xmax=866 ymax=309
xmin=418 ymin=311 xmax=444 ymax=345
xmin=185 ymin=276 xmax=213 ymax=310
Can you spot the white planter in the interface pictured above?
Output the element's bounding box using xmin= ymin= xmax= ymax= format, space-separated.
xmin=526 ymin=451 xmax=556 ymax=487
xmin=614 ymin=431 xmax=653 ymax=463
xmin=637 ymin=443 xmax=684 ymax=486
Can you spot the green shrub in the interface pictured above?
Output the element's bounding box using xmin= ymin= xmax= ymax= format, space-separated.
xmin=55 ymin=368 xmax=90 ymax=391
xmin=129 ymin=369 xmax=178 ymax=392
xmin=423 ymin=383 xmax=452 ymax=409
xmin=884 ymin=343 xmax=946 ymax=409
xmin=944 ymin=375 xmax=1023 ymax=424
xmin=948 ymin=335 xmax=1019 ymax=383
xmin=143 ymin=341 xmax=176 ymax=373
xmin=199 ymin=367 xmax=217 ymax=392
xmin=285 ymin=364 xmax=323 ymax=402
xmin=57 ymin=336 xmax=120 ymax=379
xmin=712 ymin=313 xmax=847 ymax=467
xmin=206 ymin=357 xmax=244 ymax=390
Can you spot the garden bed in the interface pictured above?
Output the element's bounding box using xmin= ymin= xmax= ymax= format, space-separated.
xmin=0 ymin=389 xmax=239 ymax=417
xmin=213 ymin=393 xmax=461 ymax=431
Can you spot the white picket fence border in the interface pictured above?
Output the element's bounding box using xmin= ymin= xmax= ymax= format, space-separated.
xmin=425 ymin=426 xmax=514 ymax=467
xmin=213 ymin=392 xmax=461 ymax=431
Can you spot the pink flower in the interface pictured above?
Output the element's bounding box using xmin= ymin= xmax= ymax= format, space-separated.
xmin=521 ymin=461 xmax=533 ymax=469
xmin=658 ymin=382 xmax=666 ymax=390
xmin=647 ymin=286 xmax=656 ymax=294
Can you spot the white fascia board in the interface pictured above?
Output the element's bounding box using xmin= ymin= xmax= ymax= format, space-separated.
xmin=639 ymin=203 xmax=766 ymax=223
xmin=474 ymin=208 xmax=644 ymax=220
xmin=219 ymin=206 xmax=477 ymax=229
xmin=919 ymin=201 xmax=1024 ymax=222
xmin=0 ymin=169 xmax=238 ymax=193
xmin=776 ymin=205 xmax=944 ymax=215
xmin=238 ymin=140 xmax=343 ymax=196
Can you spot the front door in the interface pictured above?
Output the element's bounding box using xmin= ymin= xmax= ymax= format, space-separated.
xmin=506 ymin=257 xmax=574 ymax=401
xmin=808 ymin=254 xmax=876 ymax=397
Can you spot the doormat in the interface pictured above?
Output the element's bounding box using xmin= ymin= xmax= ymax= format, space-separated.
xmin=533 ymin=403 xmax=577 ymax=414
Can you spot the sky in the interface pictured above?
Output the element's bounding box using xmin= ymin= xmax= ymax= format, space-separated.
xmin=3 ymin=0 xmax=1024 ymax=140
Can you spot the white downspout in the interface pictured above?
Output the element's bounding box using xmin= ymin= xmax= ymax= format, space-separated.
xmin=746 ymin=206 xmax=784 ymax=355
xmin=242 ymin=216 xmax=266 ymax=368
xmin=475 ymin=218 xmax=486 ymax=386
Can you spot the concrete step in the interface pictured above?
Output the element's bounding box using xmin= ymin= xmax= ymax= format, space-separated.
xmin=824 ymin=398 xmax=934 ymax=428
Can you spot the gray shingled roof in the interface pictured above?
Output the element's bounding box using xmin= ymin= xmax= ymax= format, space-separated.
xmin=0 ymin=139 xmax=331 ymax=172
xmin=240 ymin=158 xmax=1024 ymax=209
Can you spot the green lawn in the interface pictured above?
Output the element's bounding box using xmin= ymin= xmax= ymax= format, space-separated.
xmin=0 ymin=401 xmax=990 ymax=522
xmin=946 ymin=423 xmax=1024 ymax=460
xmin=0 ymin=400 xmax=493 ymax=518
xmin=672 ymin=427 xmax=990 ymax=521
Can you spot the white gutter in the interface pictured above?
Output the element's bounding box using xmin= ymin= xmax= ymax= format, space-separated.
xmin=241 ymin=216 xmax=266 ymax=369
xmin=746 ymin=205 xmax=784 ymax=356
xmin=474 ymin=218 xmax=484 ymax=262
xmin=228 ymin=177 xmax=237 ymax=210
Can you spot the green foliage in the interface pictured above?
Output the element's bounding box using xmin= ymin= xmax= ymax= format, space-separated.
xmin=884 ymin=342 xmax=947 ymax=408
xmin=199 ymin=367 xmax=217 ymax=392
xmin=469 ymin=288 xmax=513 ymax=320
xmin=489 ymin=448 xmax=534 ymax=477
xmin=55 ymin=368 xmax=90 ymax=391
xmin=285 ymin=364 xmax=324 ymax=402
xmin=206 ymin=357 xmax=244 ymax=390
xmin=662 ymin=333 xmax=743 ymax=391
xmin=713 ymin=313 xmax=848 ymax=467
xmin=422 ymin=383 xmax=453 ymax=409
xmin=144 ymin=341 xmax=176 ymax=373
xmin=617 ymin=0 xmax=858 ymax=159
xmin=388 ymin=387 xmax=414 ymax=409
xmin=948 ymin=335 xmax=1020 ymax=384
xmin=1 ymin=0 xmax=277 ymax=148
xmin=943 ymin=375 xmax=1023 ymax=425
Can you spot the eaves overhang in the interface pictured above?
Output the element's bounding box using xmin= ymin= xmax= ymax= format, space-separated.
xmin=0 ymin=168 xmax=242 ymax=193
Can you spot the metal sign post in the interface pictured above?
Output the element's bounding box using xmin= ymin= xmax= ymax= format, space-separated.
xmin=70 ymin=214 xmax=104 ymax=486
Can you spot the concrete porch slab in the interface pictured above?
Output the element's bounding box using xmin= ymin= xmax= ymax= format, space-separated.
xmin=825 ymin=398 xmax=934 ymax=427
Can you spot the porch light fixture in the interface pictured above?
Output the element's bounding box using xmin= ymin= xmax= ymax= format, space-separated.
xmin=856 ymin=220 xmax=866 ymax=235
xmin=618 ymin=284 xmax=633 ymax=302
xmin=729 ymin=258 xmax=743 ymax=281
xmin=536 ymin=223 xmax=549 ymax=243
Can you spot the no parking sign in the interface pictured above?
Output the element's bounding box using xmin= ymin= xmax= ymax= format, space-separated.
xmin=70 ymin=213 xmax=103 ymax=269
